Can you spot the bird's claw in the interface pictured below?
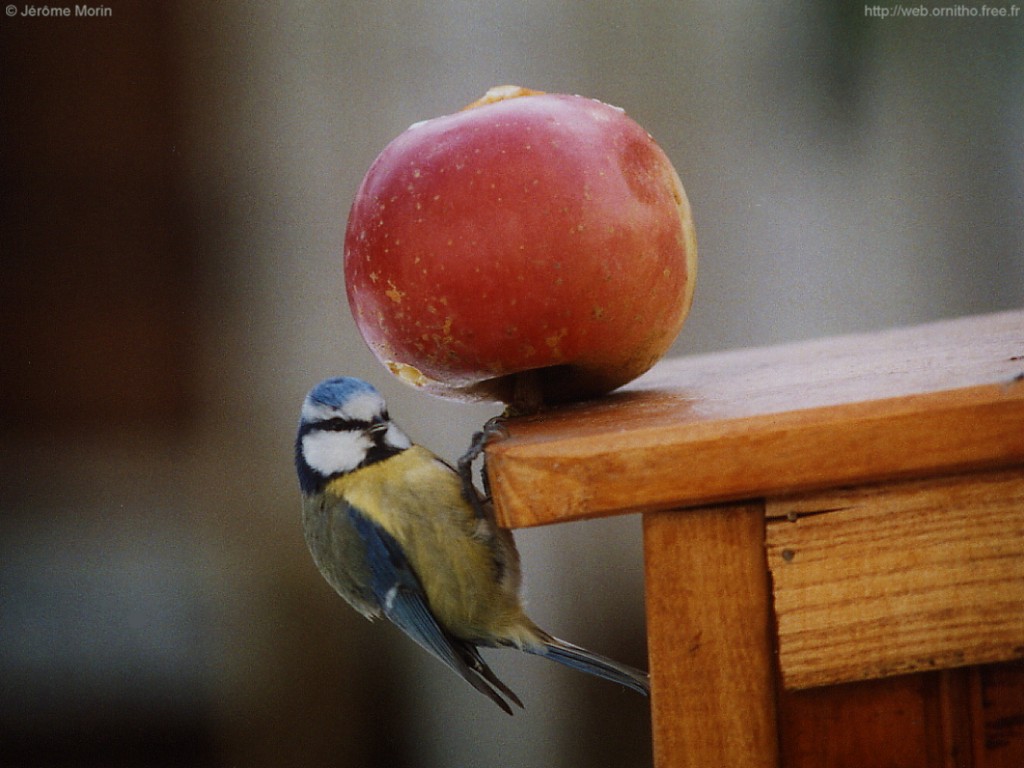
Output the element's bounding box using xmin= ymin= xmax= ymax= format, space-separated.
xmin=457 ymin=415 xmax=509 ymax=519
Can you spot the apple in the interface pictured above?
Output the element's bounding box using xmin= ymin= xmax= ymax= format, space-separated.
xmin=344 ymin=85 xmax=697 ymax=409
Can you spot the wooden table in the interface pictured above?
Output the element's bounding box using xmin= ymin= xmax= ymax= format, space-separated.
xmin=485 ymin=310 xmax=1024 ymax=767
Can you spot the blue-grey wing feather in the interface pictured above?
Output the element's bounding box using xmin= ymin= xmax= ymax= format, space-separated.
xmin=347 ymin=506 xmax=523 ymax=713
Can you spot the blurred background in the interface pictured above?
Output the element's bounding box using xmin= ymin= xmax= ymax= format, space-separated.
xmin=1 ymin=2 xmax=1021 ymax=766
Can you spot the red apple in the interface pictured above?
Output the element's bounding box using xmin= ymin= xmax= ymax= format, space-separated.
xmin=344 ymin=85 xmax=697 ymax=408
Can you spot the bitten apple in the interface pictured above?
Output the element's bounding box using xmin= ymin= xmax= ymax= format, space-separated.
xmin=344 ymin=85 xmax=697 ymax=407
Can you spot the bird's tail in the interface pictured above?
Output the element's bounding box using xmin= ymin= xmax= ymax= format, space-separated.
xmin=526 ymin=634 xmax=650 ymax=696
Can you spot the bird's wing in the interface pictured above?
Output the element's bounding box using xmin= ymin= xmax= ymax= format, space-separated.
xmin=347 ymin=506 xmax=523 ymax=714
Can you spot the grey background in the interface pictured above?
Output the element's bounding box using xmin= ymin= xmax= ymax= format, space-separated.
xmin=3 ymin=3 xmax=1021 ymax=767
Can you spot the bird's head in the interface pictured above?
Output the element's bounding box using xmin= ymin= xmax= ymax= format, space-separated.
xmin=296 ymin=377 xmax=412 ymax=494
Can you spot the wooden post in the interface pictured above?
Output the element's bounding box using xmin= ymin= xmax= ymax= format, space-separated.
xmin=644 ymin=503 xmax=779 ymax=768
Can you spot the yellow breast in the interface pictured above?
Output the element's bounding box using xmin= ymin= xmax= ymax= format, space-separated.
xmin=326 ymin=446 xmax=528 ymax=642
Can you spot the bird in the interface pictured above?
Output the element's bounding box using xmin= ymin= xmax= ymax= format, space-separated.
xmin=295 ymin=376 xmax=650 ymax=713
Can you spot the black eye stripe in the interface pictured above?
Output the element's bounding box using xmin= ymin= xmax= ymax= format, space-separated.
xmin=318 ymin=417 xmax=372 ymax=432
xmin=310 ymin=412 xmax=391 ymax=433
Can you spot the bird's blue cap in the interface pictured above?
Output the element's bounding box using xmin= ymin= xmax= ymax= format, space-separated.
xmin=307 ymin=376 xmax=380 ymax=407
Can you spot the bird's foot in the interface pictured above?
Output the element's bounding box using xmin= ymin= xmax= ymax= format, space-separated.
xmin=457 ymin=415 xmax=509 ymax=518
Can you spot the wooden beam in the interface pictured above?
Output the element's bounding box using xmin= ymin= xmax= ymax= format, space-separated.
xmin=487 ymin=311 xmax=1024 ymax=529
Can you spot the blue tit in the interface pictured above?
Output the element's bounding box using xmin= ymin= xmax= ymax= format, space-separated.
xmin=295 ymin=376 xmax=650 ymax=713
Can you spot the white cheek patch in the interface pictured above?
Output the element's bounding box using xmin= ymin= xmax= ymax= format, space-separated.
xmin=384 ymin=423 xmax=412 ymax=450
xmin=302 ymin=430 xmax=373 ymax=476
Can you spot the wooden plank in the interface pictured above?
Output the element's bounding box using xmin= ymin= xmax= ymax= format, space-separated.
xmin=777 ymin=669 xmax=971 ymax=768
xmin=777 ymin=661 xmax=1024 ymax=767
xmin=643 ymin=503 xmax=778 ymax=768
xmin=487 ymin=310 xmax=1024 ymax=529
xmin=765 ymin=469 xmax=1024 ymax=690
xmin=974 ymin=660 xmax=1024 ymax=768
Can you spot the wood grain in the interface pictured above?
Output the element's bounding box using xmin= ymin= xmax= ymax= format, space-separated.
xmin=487 ymin=310 xmax=1024 ymax=529
xmin=775 ymin=660 xmax=1024 ymax=768
xmin=765 ymin=469 xmax=1024 ymax=690
xmin=973 ymin=660 xmax=1024 ymax=768
xmin=644 ymin=503 xmax=778 ymax=768
xmin=778 ymin=668 xmax=970 ymax=768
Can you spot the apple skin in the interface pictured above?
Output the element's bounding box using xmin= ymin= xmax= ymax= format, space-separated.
xmin=344 ymin=87 xmax=697 ymax=405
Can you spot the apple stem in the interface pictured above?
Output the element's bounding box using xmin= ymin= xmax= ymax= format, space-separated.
xmin=509 ymin=369 xmax=545 ymax=416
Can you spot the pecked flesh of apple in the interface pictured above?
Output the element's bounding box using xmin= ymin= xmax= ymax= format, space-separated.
xmin=344 ymin=86 xmax=697 ymax=408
